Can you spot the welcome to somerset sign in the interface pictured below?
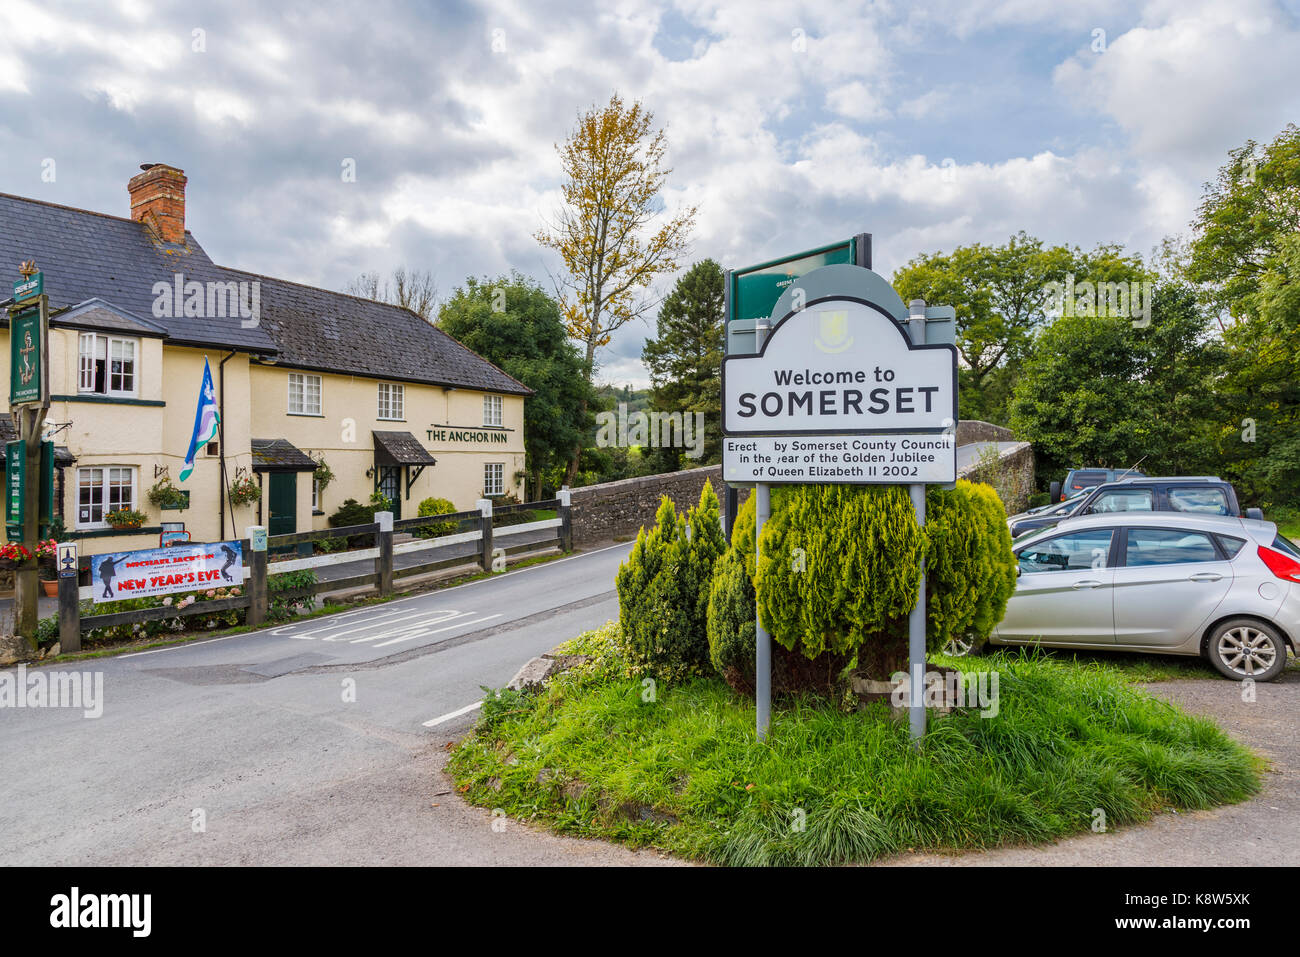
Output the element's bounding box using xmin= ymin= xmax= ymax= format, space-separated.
xmin=723 ymin=296 xmax=958 ymax=484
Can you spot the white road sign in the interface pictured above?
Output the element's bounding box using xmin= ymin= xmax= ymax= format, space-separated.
xmin=722 ymin=298 xmax=957 ymax=436
xmin=723 ymin=433 xmax=956 ymax=485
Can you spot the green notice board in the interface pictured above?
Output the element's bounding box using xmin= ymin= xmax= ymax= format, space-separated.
xmin=730 ymin=238 xmax=858 ymax=323
xmin=6 ymin=440 xmax=24 ymax=543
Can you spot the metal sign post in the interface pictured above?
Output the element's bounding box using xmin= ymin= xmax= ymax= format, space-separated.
xmin=721 ymin=245 xmax=957 ymax=743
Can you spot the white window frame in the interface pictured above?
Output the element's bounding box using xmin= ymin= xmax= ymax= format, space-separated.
xmin=377 ymin=382 xmax=405 ymax=421
xmin=78 ymin=333 xmax=139 ymax=398
xmin=483 ymin=394 xmax=503 ymax=427
xmin=75 ymin=466 xmax=138 ymax=530
xmin=484 ymin=462 xmax=504 ymax=497
xmin=288 ymin=372 xmax=323 ymax=416
xmin=312 ymin=478 xmax=321 ymax=511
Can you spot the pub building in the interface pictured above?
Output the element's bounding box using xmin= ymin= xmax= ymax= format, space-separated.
xmin=0 ymin=164 xmax=530 ymax=553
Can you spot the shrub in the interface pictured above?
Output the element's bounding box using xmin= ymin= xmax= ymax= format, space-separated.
xmin=707 ymin=481 xmax=1017 ymax=692
xmin=268 ymin=569 xmax=317 ymax=621
xmin=329 ymin=498 xmax=376 ymax=547
xmin=416 ymin=497 xmax=459 ymax=538
xmin=615 ymin=482 xmax=726 ymax=680
xmin=1027 ymin=491 xmax=1051 ymax=509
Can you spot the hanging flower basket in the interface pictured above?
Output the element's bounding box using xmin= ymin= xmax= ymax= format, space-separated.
xmin=0 ymin=542 xmax=33 ymax=569
xmin=228 ymin=475 xmax=262 ymax=507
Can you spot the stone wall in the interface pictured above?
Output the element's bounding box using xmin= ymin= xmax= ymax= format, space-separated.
xmin=955 ymin=419 xmax=1014 ymax=446
xmin=958 ymin=441 xmax=1035 ymax=514
xmin=569 ymin=465 xmax=743 ymax=547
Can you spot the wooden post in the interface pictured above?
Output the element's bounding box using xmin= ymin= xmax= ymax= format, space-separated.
xmin=246 ymin=525 xmax=268 ymax=628
xmin=376 ymin=511 xmax=393 ymax=595
xmin=57 ymin=541 xmax=80 ymax=653
xmin=557 ymin=488 xmax=572 ymax=552
xmin=477 ymin=498 xmax=493 ymax=573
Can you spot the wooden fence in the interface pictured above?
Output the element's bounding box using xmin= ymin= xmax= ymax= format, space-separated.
xmin=57 ymin=493 xmax=573 ymax=652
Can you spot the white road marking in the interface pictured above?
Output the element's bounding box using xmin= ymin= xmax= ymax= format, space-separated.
xmin=422 ymin=700 xmax=483 ymax=727
xmin=371 ymin=614 xmax=501 ymax=648
xmin=289 ymin=608 xmax=465 ymax=642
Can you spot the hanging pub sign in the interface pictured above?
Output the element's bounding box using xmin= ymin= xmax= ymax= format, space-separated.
xmin=6 ymin=440 xmax=24 ymax=543
xmin=9 ymin=305 xmax=43 ymax=407
xmin=91 ymin=540 xmax=245 ymax=604
xmin=722 ymin=295 xmax=958 ymax=484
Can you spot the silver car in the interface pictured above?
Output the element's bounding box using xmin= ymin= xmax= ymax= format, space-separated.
xmin=989 ymin=512 xmax=1300 ymax=680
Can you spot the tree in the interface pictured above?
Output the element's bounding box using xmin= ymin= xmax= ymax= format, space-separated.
xmin=642 ymin=258 xmax=725 ymax=468
xmin=892 ymin=233 xmax=1146 ymax=423
xmin=536 ymin=93 xmax=697 ymax=482
xmin=346 ymin=266 xmax=439 ymax=320
xmin=437 ymin=273 xmax=593 ymax=498
xmin=1009 ymin=284 xmax=1224 ymax=478
xmin=1187 ymin=123 xmax=1300 ymax=318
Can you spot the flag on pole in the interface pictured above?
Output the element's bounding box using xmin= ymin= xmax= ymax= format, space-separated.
xmin=179 ymin=357 xmax=220 ymax=481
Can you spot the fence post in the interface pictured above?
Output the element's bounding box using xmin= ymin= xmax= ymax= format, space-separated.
xmin=558 ymin=487 xmax=572 ymax=552
xmin=246 ymin=525 xmax=268 ymax=628
xmin=57 ymin=540 xmax=80 ymax=653
xmin=376 ymin=511 xmax=394 ymax=595
xmin=477 ymin=498 xmax=493 ymax=573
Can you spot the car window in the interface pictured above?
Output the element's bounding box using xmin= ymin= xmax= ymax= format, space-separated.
xmin=1090 ymin=489 xmax=1155 ymax=513
xmin=1272 ymin=534 xmax=1300 ymax=560
xmin=1168 ymin=487 xmax=1230 ymax=515
xmin=1124 ymin=528 xmax=1219 ymax=567
xmin=1214 ymin=535 xmax=1247 ymax=558
xmin=1018 ymin=529 xmax=1114 ymax=574
xmin=1072 ymin=471 xmax=1107 ymax=489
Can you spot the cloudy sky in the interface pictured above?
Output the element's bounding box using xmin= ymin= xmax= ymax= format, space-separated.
xmin=1 ymin=0 xmax=1297 ymax=386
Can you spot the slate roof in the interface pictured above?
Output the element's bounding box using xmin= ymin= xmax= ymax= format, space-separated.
xmin=231 ymin=267 xmax=531 ymax=395
xmin=372 ymin=430 xmax=438 ymax=466
xmin=0 ymin=192 xmax=532 ymax=396
xmin=251 ymin=438 xmax=318 ymax=472
xmin=0 ymin=193 xmax=277 ymax=354
xmin=52 ymin=299 xmax=169 ymax=338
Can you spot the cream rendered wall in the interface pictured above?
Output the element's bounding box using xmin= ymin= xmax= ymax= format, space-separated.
xmin=248 ymin=365 xmax=526 ymax=526
xmin=0 ymin=326 xmax=258 ymax=552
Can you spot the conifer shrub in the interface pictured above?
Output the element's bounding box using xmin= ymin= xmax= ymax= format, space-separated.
xmin=616 ymin=481 xmax=726 ymax=680
xmin=707 ymin=481 xmax=1017 ymax=693
xmin=415 ymin=496 xmax=459 ymax=538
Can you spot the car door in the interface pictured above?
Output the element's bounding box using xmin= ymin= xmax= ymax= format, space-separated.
xmin=1111 ymin=526 xmax=1233 ymax=647
xmin=997 ymin=526 xmax=1117 ymax=644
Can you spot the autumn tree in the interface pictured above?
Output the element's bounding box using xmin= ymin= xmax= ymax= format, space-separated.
xmin=536 ymin=93 xmax=697 ymax=482
xmin=346 ymin=266 xmax=439 ymax=320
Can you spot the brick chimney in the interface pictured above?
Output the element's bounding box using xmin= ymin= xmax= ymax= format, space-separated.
xmin=127 ymin=163 xmax=188 ymax=244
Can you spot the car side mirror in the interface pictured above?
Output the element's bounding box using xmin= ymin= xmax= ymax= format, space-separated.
xmin=1014 ymin=564 xmax=1021 ymax=577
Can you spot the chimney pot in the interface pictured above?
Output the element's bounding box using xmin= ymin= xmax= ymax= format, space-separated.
xmin=128 ymin=163 xmax=187 ymax=244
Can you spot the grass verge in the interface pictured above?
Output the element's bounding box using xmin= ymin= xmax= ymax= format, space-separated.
xmin=448 ymin=626 xmax=1262 ymax=866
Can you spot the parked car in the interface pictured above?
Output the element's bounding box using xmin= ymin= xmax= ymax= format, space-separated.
xmin=1009 ymin=475 xmax=1263 ymax=539
xmin=1049 ymin=467 xmax=1145 ymax=503
xmin=986 ymin=512 xmax=1298 ymax=680
xmin=1007 ymin=486 xmax=1096 ymax=539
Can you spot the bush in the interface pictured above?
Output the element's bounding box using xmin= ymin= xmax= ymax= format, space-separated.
xmin=416 ymin=497 xmax=459 ymax=538
xmin=329 ymin=498 xmax=376 ymax=547
xmin=1027 ymin=491 xmax=1051 ymax=509
xmin=616 ymin=482 xmax=725 ymax=680
xmin=268 ymin=569 xmax=317 ymax=621
xmin=707 ymin=481 xmax=1017 ymax=692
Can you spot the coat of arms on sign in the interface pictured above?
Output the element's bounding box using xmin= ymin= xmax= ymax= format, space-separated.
xmin=814 ymin=309 xmax=853 ymax=354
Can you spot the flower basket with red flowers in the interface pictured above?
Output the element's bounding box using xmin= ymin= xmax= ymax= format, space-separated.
xmin=0 ymin=541 xmax=33 ymax=570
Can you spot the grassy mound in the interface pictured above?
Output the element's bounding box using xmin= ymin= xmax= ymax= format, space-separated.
xmin=448 ymin=625 xmax=1261 ymax=866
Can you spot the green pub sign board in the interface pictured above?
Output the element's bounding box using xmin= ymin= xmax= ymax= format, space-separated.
xmin=9 ymin=305 xmax=43 ymax=406
xmin=6 ymin=440 xmax=24 ymax=543
xmin=12 ymin=271 xmax=43 ymax=302
xmin=729 ymin=238 xmax=859 ymax=323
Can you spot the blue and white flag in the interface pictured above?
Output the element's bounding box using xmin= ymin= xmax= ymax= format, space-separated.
xmin=179 ymin=357 xmax=220 ymax=481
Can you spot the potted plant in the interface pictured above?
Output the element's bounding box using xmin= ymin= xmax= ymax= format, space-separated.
xmin=313 ymin=454 xmax=335 ymax=493
xmin=228 ymin=474 xmax=261 ymax=508
xmin=35 ymin=538 xmax=58 ymax=596
xmin=148 ymin=476 xmax=189 ymax=510
xmin=0 ymin=541 xmax=32 ymax=570
xmin=106 ymin=507 xmax=147 ymax=530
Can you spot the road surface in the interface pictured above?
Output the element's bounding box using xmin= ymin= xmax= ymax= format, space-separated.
xmin=0 ymin=541 xmax=668 ymax=866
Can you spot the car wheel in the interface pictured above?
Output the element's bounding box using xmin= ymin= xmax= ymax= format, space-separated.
xmin=943 ymin=631 xmax=976 ymax=657
xmin=1205 ymin=619 xmax=1288 ymax=681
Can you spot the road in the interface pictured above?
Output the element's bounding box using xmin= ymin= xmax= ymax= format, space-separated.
xmin=0 ymin=540 xmax=670 ymax=866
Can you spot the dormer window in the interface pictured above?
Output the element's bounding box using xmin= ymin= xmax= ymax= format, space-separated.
xmin=78 ymin=333 xmax=138 ymax=397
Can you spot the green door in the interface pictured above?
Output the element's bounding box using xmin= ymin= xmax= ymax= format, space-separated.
xmin=377 ymin=466 xmax=401 ymax=520
xmin=267 ymin=473 xmax=297 ymax=538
